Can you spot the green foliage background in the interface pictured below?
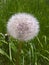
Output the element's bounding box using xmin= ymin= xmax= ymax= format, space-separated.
xmin=0 ymin=0 xmax=49 ymax=65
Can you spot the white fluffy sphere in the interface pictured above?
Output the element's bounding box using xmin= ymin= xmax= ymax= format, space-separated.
xmin=7 ymin=13 xmax=39 ymax=41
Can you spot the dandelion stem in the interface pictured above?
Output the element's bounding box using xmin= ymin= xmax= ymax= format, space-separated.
xmin=16 ymin=41 xmax=23 ymax=65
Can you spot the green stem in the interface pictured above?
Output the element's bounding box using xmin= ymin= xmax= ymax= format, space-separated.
xmin=16 ymin=41 xmax=23 ymax=65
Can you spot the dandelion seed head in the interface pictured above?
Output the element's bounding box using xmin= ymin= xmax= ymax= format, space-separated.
xmin=7 ymin=13 xmax=40 ymax=41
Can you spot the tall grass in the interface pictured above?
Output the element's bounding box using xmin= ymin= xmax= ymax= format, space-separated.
xmin=0 ymin=0 xmax=49 ymax=65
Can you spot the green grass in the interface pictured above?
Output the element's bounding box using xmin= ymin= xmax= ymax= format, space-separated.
xmin=0 ymin=0 xmax=49 ymax=65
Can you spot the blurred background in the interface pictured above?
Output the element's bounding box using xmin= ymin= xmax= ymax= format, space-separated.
xmin=0 ymin=0 xmax=49 ymax=65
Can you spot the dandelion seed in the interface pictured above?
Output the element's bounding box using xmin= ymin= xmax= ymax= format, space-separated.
xmin=7 ymin=13 xmax=40 ymax=41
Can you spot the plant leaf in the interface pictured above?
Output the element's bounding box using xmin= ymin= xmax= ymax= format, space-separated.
xmin=0 ymin=48 xmax=10 ymax=60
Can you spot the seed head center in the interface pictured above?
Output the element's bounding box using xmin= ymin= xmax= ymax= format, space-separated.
xmin=17 ymin=22 xmax=29 ymax=34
